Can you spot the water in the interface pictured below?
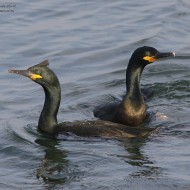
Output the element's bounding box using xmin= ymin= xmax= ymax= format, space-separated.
xmin=1 ymin=0 xmax=190 ymax=189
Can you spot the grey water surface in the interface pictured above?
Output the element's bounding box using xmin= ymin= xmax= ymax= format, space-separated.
xmin=1 ymin=0 xmax=190 ymax=189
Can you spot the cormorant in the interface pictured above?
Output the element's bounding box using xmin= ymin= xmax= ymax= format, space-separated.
xmin=9 ymin=60 xmax=159 ymax=138
xmin=94 ymin=46 xmax=175 ymax=126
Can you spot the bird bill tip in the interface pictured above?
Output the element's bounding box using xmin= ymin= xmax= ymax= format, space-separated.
xmin=8 ymin=69 xmax=16 ymax=74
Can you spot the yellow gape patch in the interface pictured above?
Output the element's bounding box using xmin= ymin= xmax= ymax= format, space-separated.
xmin=30 ymin=74 xmax=42 ymax=80
xmin=143 ymin=56 xmax=157 ymax=63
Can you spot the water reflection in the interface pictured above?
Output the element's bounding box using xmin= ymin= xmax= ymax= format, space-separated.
xmin=35 ymin=137 xmax=69 ymax=185
xmin=35 ymin=133 xmax=162 ymax=188
xmin=120 ymin=137 xmax=163 ymax=178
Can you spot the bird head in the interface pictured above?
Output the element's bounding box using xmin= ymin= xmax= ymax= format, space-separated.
xmin=130 ymin=46 xmax=175 ymax=66
xmin=9 ymin=60 xmax=59 ymax=87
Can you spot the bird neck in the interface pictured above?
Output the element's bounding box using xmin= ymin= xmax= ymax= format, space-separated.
xmin=125 ymin=60 xmax=145 ymax=104
xmin=38 ymin=83 xmax=61 ymax=134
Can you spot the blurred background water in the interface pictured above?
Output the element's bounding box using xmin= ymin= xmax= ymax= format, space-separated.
xmin=1 ymin=0 xmax=190 ymax=189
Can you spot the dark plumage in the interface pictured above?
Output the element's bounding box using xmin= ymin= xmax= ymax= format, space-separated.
xmin=9 ymin=60 xmax=159 ymax=138
xmin=94 ymin=46 xmax=175 ymax=126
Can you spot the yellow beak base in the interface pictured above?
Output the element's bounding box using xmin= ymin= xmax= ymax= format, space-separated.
xmin=143 ymin=56 xmax=157 ymax=63
xmin=29 ymin=74 xmax=42 ymax=80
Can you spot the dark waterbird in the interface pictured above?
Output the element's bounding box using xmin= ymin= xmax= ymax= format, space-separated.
xmin=9 ymin=60 xmax=159 ymax=138
xmin=94 ymin=46 xmax=175 ymax=126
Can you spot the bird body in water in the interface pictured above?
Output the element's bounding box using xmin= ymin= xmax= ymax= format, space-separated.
xmin=94 ymin=46 xmax=175 ymax=126
xmin=9 ymin=60 xmax=159 ymax=138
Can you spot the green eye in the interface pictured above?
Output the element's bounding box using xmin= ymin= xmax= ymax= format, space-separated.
xmin=34 ymin=70 xmax=40 ymax=75
xmin=145 ymin=51 xmax=150 ymax=56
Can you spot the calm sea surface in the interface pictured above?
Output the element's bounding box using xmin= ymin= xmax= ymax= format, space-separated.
xmin=1 ymin=0 xmax=190 ymax=189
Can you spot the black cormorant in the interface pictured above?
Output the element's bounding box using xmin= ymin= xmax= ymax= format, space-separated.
xmin=9 ymin=60 xmax=159 ymax=138
xmin=93 ymin=46 xmax=175 ymax=126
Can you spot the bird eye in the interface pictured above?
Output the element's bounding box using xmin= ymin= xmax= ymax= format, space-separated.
xmin=145 ymin=51 xmax=150 ymax=56
xmin=35 ymin=70 xmax=41 ymax=75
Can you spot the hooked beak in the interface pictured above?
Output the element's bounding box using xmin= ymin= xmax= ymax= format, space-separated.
xmin=8 ymin=69 xmax=42 ymax=80
xmin=143 ymin=51 xmax=175 ymax=63
xmin=155 ymin=51 xmax=175 ymax=59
